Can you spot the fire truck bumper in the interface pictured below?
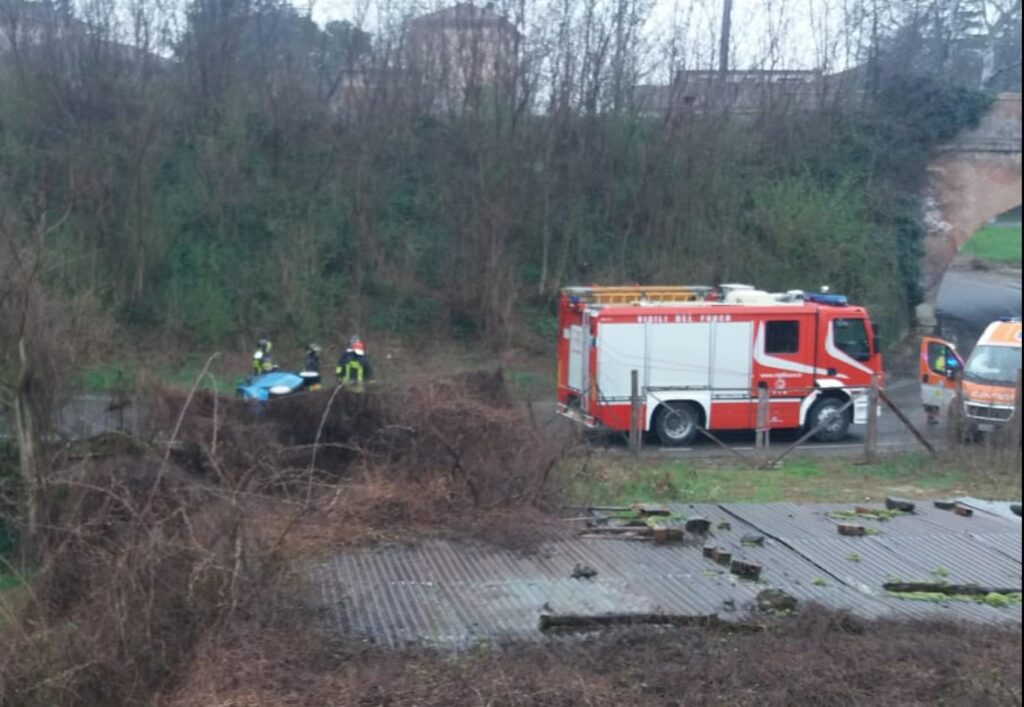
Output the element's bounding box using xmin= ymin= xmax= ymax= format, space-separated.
xmin=850 ymin=390 xmax=881 ymax=426
xmin=557 ymin=403 xmax=599 ymax=428
xmin=853 ymin=393 xmax=869 ymax=425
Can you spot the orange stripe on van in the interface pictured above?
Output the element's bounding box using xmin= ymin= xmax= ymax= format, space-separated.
xmin=978 ymin=322 xmax=1023 ymax=347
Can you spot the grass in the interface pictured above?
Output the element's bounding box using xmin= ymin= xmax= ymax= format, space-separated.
xmin=0 ymin=570 xmax=26 ymax=631
xmin=564 ymin=452 xmax=1022 ymax=507
xmin=0 ymin=571 xmax=20 ymax=593
xmin=962 ymin=224 xmax=1022 ymax=264
xmin=78 ymin=360 xmax=241 ymax=395
xmin=886 ymin=590 xmax=1023 ymax=608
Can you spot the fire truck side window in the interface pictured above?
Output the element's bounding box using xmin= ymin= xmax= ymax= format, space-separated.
xmin=833 ymin=318 xmax=870 ymax=361
xmin=765 ymin=321 xmax=800 ymax=354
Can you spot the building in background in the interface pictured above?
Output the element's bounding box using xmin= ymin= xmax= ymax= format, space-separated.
xmin=404 ymin=2 xmax=520 ymax=113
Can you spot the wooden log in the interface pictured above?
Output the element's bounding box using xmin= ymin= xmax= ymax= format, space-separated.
xmin=703 ymin=545 xmax=717 ymax=559
xmin=838 ymin=523 xmax=866 ymax=537
xmin=884 ymin=582 xmax=1021 ymax=596
xmin=631 ymin=503 xmax=672 ymax=517
xmin=652 ymin=527 xmax=684 ymax=544
xmin=580 ymin=526 xmax=652 ymax=535
xmin=685 ymin=518 xmax=711 ymax=534
xmin=953 ymin=504 xmax=974 ymax=517
xmin=712 ymin=548 xmax=733 ymax=565
xmin=578 ymin=533 xmax=651 ymax=541
xmin=885 ymin=497 xmax=916 ymax=513
xmin=730 ymin=559 xmax=761 ymax=580
xmin=539 ymin=612 xmax=718 ymax=632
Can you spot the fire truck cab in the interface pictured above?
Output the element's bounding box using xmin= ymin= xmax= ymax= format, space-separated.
xmin=556 ymin=284 xmax=883 ymax=445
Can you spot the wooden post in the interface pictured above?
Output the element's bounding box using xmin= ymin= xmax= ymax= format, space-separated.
xmin=755 ymin=385 xmax=769 ymax=451
xmin=878 ymin=389 xmax=937 ymax=457
xmin=953 ymin=373 xmax=965 ymax=444
xmin=1012 ymin=369 xmax=1022 ymax=451
xmin=763 ymin=396 xmax=857 ymax=469
xmin=864 ymin=374 xmax=880 ymax=463
xmin=629 ymin=369 xmax=641 ymax=455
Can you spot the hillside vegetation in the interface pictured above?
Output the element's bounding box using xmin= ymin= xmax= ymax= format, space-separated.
xmin=0 ymin=0 xmax=995 ymax=351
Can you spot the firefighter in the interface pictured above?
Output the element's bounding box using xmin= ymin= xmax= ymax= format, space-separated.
xmin=252 ymin=338 xmax=277 ymax=376
xmin=303 ymin=343 xmax=322 ymax=375
xmin=336 ymin=335 xmax=373 ymax=388
xmin=302 ymin=343 xmax=323 ymax=391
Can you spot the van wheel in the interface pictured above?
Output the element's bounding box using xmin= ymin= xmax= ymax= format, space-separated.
xmin=808 ymin=397 xmax=851 ymax=442
xmin=656 ymin=403 xmax=700 ymax=446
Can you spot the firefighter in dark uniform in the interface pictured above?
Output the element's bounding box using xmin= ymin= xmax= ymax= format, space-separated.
xmin=336 ymin=336 xmax=373 ymax=388
xmin=302 ymin=343 xmax=323 ymax=391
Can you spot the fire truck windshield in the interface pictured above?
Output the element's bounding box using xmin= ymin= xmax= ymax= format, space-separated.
xmin=964 ymin=345 xmax=1022 ymax=386
xmin=833 ymin=318 xmax=871 ymax=361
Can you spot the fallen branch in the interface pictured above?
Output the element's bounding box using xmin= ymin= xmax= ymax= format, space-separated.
xmin=884 ymin=582 xmax=1020 ymax=596
xmin=539 ymin=612 xmax=720 ymax=631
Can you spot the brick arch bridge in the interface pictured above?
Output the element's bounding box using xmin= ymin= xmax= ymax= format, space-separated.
xmin=919 ymin=93 xmax=1022 ymax=318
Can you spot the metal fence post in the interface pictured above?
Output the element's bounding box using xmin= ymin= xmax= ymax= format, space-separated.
xmin=864 ymin=374 xmax=879 ymax=463
xmin=629 ymin=369 xmax=641 ymax=456
xmin=755 ymin=385 xmax=769 ymax=452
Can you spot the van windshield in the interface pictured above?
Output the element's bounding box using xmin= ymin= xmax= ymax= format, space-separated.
xmin=964 ymin=345 xmax=1022 ymax=386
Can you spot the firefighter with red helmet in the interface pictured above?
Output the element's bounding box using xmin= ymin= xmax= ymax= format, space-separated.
xmin=336 ymin=335 xmax=373 ymax=387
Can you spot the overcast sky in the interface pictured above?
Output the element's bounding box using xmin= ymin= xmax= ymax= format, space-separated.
xmin=303 ymin=0 xmax=856 ymax=76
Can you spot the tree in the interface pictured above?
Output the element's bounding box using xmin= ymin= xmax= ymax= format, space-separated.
xmin=0 ymin=202 xmax=109 ymax=563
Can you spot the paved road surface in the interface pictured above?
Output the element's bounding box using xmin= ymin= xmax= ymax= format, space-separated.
xmin=531 ymin=374 xmax=946 ymax=460
xmin=937 ymin=266 xmax=1022 ymax=353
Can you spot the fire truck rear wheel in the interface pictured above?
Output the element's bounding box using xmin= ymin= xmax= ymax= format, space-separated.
xmin=808 ymin=397 xmax=851 ymax=443
xmin=655 ymin=403 xmax=700 ymax=447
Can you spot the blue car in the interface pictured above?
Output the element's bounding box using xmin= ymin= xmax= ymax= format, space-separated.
xmin=236 ymin=370 xmax=320 ymax=401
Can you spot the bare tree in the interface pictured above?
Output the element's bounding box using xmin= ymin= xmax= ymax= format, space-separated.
xmin=0 ymin=198 xmax=110 ymax=563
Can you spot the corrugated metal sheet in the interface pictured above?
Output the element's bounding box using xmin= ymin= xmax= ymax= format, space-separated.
xmin=311 ymin=501 xmax=1023 ymax=648
xmin=957 ymin=497 xmax=1023 ymax=523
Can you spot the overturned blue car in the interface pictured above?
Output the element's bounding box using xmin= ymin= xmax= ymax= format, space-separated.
xmin=236 ymin=370 xmax=321 ymax=401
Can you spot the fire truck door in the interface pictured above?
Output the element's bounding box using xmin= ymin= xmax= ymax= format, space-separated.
xmin=920 ymin=337 xmax=963 ymax=413
xmin=567 ymin=322 xmax=588 ymax=398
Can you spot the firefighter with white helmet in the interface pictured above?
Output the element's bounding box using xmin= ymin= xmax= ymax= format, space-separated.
xmin=252 ymin=338 xmax=277 ymax=376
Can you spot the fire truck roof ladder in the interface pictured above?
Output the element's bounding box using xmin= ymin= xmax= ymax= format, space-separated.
xmin=564 ymin=285 xmax=713 ymax=305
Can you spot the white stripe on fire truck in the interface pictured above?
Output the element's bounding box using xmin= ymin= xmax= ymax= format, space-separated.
xmin=752 ymin=323 xmax=829 ymax=377
xmin=824 ymin=325 xmax=875 ymax=376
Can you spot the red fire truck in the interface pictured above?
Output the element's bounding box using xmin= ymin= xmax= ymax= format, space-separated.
xmin=556 ymin=284 xmax=883 ymax=445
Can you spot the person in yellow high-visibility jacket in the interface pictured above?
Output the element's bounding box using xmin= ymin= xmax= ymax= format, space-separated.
xmin=252 ymin=338 xmax=277 ymax=376
xmin=336 ymin=336 xmax=373 ymax=388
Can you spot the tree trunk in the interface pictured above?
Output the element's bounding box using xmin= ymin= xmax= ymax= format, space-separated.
xmin=13 ymin=336 xmax=39 ymax=564
xmin=719 ymin=0 xmax=733 ymax=75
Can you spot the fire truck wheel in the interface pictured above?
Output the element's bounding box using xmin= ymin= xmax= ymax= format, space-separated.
xmin=808 ymin=397 xmax=851 ymax=443
xmin=655 ymin=402 xmax=700 ymax=446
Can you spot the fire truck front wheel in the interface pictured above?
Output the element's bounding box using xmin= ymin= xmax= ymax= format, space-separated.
xmin=655 ymin=402 xmax=701 ymax=447
xmin=807 ymin=396 xmax=852 ymax=443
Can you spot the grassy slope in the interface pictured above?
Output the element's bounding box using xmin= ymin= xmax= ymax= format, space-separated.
xmin=77 ymin=342 xmax=557 ymax=400
xmin=566 ymin=453 xmax=1022 ymax=506
xmin=962 ymin=224 xmax=1022 ymax=264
